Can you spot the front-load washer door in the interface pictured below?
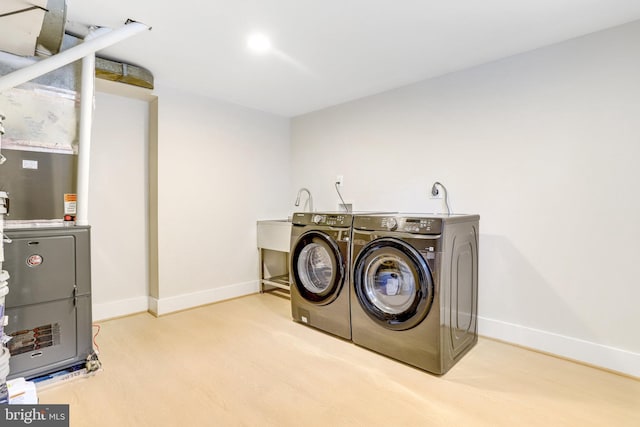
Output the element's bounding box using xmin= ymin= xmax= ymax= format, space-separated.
xmin=353 ymin=237 xmax=434 ymax=330
xmin=291 ymin=231 xmax=345 ymax=305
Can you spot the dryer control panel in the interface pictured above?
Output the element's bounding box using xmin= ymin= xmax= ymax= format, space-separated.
xmin=354 ymin=216 xmax=443 ymax=234
xmin=402 ymin=218 xmax=442 ymax=234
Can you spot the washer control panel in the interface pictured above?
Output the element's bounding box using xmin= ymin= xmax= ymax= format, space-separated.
xmin=293 ymin=212 xmax=352 ymax=227
xmin=313 ymin=214 xmax=349 ymax=226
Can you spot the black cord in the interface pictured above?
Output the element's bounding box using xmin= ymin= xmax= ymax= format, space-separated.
xmin=432 ymin=182 xmax=452 ymax=215
xmin=0 ymin=5 xmax=49 ymax=19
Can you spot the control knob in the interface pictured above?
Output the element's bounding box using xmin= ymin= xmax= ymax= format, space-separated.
xmin=312 ymin=214 xmax=324 ymax=224
xmin=386 ymin=217 xmax=398 ymax=231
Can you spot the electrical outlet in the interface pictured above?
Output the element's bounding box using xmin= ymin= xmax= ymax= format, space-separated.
xmin=430 ymin=182 xmax=444 ymax=199
xmin=430 ymin=188 xmax=443 ymax=199
xmin=336 ymin=175 xmax=344 ymax=186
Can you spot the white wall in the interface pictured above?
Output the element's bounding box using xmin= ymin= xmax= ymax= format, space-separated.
xmin=291 ymin=21 xmax=640 ymax=376
xmin=89 ymin=91 xmax=150 ymax=320
xmin=151 ymin=86 xmax=290 ymax=314
xmin=90 ymin=85 xmax=290 ymax=319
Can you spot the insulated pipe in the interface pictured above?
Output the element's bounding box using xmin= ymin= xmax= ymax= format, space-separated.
xmin=0 ymin=20 xmax=150 ymax=92
xmin=75 ymin=26 xmax=116 ymax=225
xmin=75 ymin=42 xmax=97 ymax=225
xmin=75 ymin=27 xmax=113 ymax=225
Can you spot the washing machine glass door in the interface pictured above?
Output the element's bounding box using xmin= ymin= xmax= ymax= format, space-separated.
xmin=354 ymin=237 xmax=434 ymax=330
xmin=291 ymin=231 xmax=345 ymax=304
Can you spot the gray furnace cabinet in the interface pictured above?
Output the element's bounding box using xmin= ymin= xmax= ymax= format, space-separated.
xmin=3 ymin=226 xmax=93 ymax=380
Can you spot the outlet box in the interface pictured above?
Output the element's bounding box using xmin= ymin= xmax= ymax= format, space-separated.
xmin=336 ymin=175 xmax=344 ymax=186
xmin=338 ymin=203 xmax=352 ymax=212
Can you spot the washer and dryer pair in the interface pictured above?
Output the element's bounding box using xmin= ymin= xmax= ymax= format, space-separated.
xmin=289 ymin=212 xmax=479 ymax=374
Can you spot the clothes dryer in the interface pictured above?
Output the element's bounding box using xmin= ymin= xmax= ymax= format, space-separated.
xmin=289 ymin=212 xmax=353 ymax=339
xmin=350 ymin=213 xmax=479 ymax=374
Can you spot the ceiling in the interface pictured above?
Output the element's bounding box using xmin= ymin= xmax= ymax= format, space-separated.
xmin=26 ymin=1 xmax=640 ymax=116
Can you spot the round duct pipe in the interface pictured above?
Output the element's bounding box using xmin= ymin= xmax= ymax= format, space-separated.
xmin=36 ymin=0 xmax=67 ymax=56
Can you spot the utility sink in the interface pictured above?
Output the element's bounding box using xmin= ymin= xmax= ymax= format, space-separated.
xmin=257 ymin=219 xmax=292 ymax=252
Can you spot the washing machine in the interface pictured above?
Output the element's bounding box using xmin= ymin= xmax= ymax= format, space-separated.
xmin=289 ymin=212 xmax=353 ymax=339
xmin=350 ymin=213 xmax=479 ymax=374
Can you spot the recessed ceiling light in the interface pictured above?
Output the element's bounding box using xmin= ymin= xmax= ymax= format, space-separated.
xmin=247 ymin=33 xmax=272 ymax=54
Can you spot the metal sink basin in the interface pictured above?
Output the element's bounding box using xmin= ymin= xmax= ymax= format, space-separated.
xmin=257 ymin=219 xmax=292 ymax=252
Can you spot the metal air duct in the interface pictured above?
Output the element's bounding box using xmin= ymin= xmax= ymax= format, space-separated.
xmin=36 ymin=0 xmax=67 ymax=56
xmin=95 ymin=57 xmax=154 ymax=89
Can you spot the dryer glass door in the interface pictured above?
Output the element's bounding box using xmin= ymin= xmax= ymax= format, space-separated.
xmin=291 ymin=231 xmax=345 ymax=304
xmin=354 ymin=237 xmax=434 ymax=330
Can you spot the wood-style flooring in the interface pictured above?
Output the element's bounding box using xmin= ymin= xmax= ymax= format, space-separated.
xmin=38 ymin=293 xmax=640 ymax=426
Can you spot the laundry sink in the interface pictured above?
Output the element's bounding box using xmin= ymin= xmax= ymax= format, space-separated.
xmin=257 ymin=219 xmax=292 ymax=252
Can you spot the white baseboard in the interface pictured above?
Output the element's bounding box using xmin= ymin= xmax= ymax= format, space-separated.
xmin=92 ymin=296 xmax=149 ymax=321
xmin=148 ymin=280 xmax=259 ymax=316
xmin=478 ymin=316 xmax=640 ymax=378
xmin=92 ymin=281 xmax=259 ymax=321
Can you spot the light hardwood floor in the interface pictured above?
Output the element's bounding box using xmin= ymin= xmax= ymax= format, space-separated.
xmin=38 ymin=293 xmax=639 ymax=426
